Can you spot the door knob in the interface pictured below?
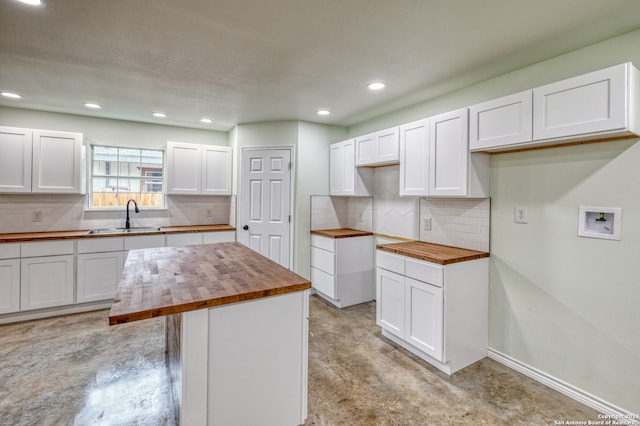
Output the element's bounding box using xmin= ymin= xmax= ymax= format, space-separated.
xmin=243 ymin=225 xmax=249 ymax=230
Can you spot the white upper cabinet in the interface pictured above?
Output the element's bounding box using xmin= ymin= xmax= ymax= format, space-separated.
xmin=469 ymin=91 xmax=533 ymax=151
xmin=32 ymin=130 xmax=84 ymax=193
xmin=355 ymin=127 xmax=399 ymax=166
xmin=166 ymin=141 xmax=232 ymax=195
xmin=0 ymin=127 xmax=32 ymax=193
xmin=0 ymin=126 xmax=84 ymax=194
xmin=533 ymin=63 xmax=638 ymax=142
xmin=202 ymin=145 xmax=232 ymax=195
xmin=329 ymin=139 xmax=372 ymax=196
xmin=399 ymin=119 xmax=429 ymax=197
xmin=429 ymin=108 xmax=490 ymax=198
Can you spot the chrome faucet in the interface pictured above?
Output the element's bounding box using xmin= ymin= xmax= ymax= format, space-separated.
xmin=125 ymin=199 xmax=140 ymax=229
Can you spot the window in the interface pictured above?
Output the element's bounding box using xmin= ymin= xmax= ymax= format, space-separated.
xmin=90 ymin=145 xmax=164 ymax=209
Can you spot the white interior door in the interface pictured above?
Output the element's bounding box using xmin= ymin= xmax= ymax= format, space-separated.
xmin=240 ymin=148 xmax=292 ymax=268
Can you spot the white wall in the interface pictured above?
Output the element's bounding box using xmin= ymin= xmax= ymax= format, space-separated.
xmin=346 ymin=28 xmax=640 ymax=414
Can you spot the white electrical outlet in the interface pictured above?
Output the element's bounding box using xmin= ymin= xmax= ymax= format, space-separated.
xmin=423 ymin=217 xmax=432 ymax=231
xmin=33 ymin=211 xmax=43 ymax=222
xmin=206 ymin=208 xmax=213 ymax=217
xmin=514 ymin=206 xmax=528 ymax=224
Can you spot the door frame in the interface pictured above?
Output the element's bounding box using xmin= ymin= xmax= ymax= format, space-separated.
xmin=238 ymin=146 xmax=296 ymax=270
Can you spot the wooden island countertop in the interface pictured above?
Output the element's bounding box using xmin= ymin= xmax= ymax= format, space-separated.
xmin=108 ymin=242 xmax=311 ymax=325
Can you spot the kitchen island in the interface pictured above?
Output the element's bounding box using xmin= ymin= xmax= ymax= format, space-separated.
xmin=109 ymin=242 xmax=311 ymax=426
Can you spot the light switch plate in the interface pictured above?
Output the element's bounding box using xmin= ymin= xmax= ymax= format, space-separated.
xmin=514 ymin=206 xmax=528 ymax=224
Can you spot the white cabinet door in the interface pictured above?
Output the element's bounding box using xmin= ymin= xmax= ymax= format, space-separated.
xmin=0 ymin=259 xmax=20 ymax=314
xmin=469 ymin=91 xmax=533 ymax=151
xmin=405 ymin=277 xmax=444 ymax=361
xmin=342 ymin=139 xmax=356 ymax=195
xmin=376 ymin=268 xmax=405 ymax=339
xmin=533 ymin=63 xmax=629 ymax=140
xmin=21 ymin=255 xmax=74 ymax=311
xmin=166 ymin=141 xmax=202 ymax=194
xmin=0 ymin=126 xmax=32 ymax=193
xmin=77 ymin=252 xmax=124 ymax=303
xmin=202 ymin=146 xmax=232 ymax=195
xmin=429 ymin=108 xmax=469 ymax=197
xmin=399 ymin=119 xmax=429 ymax=196
xmin=32 ymin=130 xmax=84 ymax=194
xmin=355 ymin=127 xmax=399 ymax=166
xmin=329 ymin=141 xmax=345 ymax=196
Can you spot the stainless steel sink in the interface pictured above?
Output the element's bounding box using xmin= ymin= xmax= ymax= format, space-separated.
xmin=85 ymin=226 xmax=162 ymax=235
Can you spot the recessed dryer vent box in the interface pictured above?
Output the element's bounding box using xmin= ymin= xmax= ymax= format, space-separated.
xmin=578 ymin=206 xmax=622 ymax=240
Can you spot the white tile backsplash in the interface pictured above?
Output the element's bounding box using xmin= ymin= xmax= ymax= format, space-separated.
xmin=372 ymin=166 xmax=419 ymax=239
xmin=0 ymin=194 xmax=233 ymax=233
xmin=310 ymin=195 xmax=372 ymax=232
xmin=420 ymin=198 xmax=490 ymax=251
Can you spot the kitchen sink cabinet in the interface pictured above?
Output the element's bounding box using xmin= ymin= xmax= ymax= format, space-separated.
xmin=310 ymin=233 xmax=373 ymax=308
xmin=0 ymin=126 xmax=84 ymax=194
xmin=355 ymin=127 xmax=399 ymax=166
xmin=376 ymin=250 xmax=488 ymax=375
xmin=166 ymin=141 xmax=232 ymax=195
xmin=329 ymin=139 xmax=372 ymax=196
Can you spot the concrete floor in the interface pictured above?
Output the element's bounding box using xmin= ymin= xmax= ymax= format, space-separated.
xmin=0 ymin=295 xmax=600 ymax=425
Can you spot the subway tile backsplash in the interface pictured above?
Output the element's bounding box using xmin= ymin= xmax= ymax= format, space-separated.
xmin=310 ymin=195 xmax=372 ymax=232
xmin=0 ymin=194 xmax=232 ymax=234
xmin=419 ymin=198 xmax=490 ymax=251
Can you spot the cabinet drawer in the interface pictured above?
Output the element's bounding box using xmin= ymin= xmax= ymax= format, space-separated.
xmin=405 ymin=258 xmax=443 ymax=287
xmin=166 ymin=233 xmax=203 ymax=247
xmin=310 ymin=246 xmax=335 ymax=275
xmin=311 ymin=235 xmax=335 ymax=252
xmin=77 ymin=237 xmax=124 ymax=253
xmin=21 ymin=240 xmax=74 ymax=257
xmin=124 ymin=234 xmax=165 ymax=250
xmin=0 ymin=243 xmax=20 ymax=259
xmin=311 ymin=267 xmax=336 ymax=299
xmin=202 ymin=231 xmax=235 ymax=244
xmin=376 ymin=251 xmax=404 ymax=275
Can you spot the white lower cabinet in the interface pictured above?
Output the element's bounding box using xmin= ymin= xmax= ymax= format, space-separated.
xmin=0 ymin=259 xmax=20 ymax=314
xmin=21 ymin=254 xmax=74 ymax=311
xmin=376 ymin=250 xmax=488 ymax=375
xmin=166 ymin=230 xmax=235 ymax=247
xmin=77 ymin=252 xmax=125 ymax=303
xmin=310 ymin=234 xmax=373 ymax=308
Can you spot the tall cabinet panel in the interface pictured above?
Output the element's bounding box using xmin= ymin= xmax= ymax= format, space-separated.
xmin=429 ymin=108 xmax=469 ymax=197
xmin=0 ymin=127 xmax=32 ymax=193
xmin=32 ymin=130 xmax=84 ymax=193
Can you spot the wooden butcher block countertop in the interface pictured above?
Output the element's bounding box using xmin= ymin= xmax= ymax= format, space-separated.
xmin=109 ymin=242 xmax=311 ymax=325
xmin=311 ymin=228 xmax=373 ymax=238
xmin=0 ymin=224 xmax=235 ymax=243
xmin=377 ymin=241 xmax=489 ymax=265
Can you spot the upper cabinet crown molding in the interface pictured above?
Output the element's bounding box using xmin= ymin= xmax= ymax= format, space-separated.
xmin=470 ymin=62 xmax=639 ymax=153
xmin=355 ymin=127 xmax=400 ymax=167
xmin=0 ymin=126 xmax=85 ymax=194
xmin=166 ymin=141 xmax=232 ymax=195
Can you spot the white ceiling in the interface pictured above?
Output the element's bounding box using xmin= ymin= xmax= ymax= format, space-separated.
xmin=2 ymin=0 xmax=640 ymax=132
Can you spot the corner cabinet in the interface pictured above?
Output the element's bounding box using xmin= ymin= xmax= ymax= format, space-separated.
xmin=329 ymin=139 xmax=372 ymax=196
xmin=355 ymin=127 xmax=399 ymax=166
xmin=166 ymin=141 xmax=232 ymax=195
xmin=376 ymin=250 xmax=488 ymax=375
xmin=0 ymin=126 xmax=84 ymax=194
xmin=429 ymin=108 xmax=490 ymax=198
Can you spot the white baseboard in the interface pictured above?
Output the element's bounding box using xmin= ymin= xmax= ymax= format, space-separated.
xmin=488 ymin=348 xmax=639 ymax=424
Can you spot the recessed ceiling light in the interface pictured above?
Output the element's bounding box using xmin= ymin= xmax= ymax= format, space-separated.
xmin=317 ymin=109 xmax=331 ymax=116
xmin=1 ymin=91 xmax=22 ymax=99
xmin=152 ymin=112 xmax=167 ymax=118
xmin=16 ymin=0 xmax=44 ymax=6
xmin=200 ymin=118 xmax=212 ymax=124
xmin=367 ymin=81 xmax=386 ymax=91
xmin=84 ymin=102 xmax=102 ymax=109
